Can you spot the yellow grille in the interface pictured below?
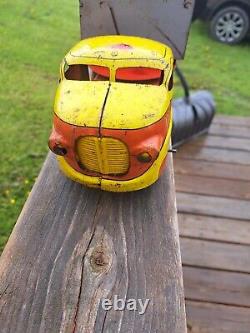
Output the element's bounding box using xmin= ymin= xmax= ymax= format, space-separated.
xmin=76 ymin=136 xmax=129 ymax=175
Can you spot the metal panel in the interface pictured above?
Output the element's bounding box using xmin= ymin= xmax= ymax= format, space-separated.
xmin=80 ymin=0 xmax=195 ymax=59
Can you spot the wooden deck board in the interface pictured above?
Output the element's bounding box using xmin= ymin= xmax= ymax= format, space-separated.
xmin=174 ymin=159 xmax=250 ymax=181
xmin=176 ymin=174 xmax=250 ymax=200
xmin=175 ymin=115 xmax=250 ymax=333
xmin=184 ymin=267 xmax=250 ymax=307
xmin=178 ymin=214 xmax=250 ymax=245
xmin=209 ymin=123 xmax=250 ymax=139
xmin=186 ymin=301 xmax=250 ymax=333
xmin=176 ymin=145 xmax=250 ymax=165
xmin=182 ymin=135 xmax=250 ymax=151
xmin=181 ymin=238 xmax=250 ymax=273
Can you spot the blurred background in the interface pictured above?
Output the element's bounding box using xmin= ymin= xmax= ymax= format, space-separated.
xmin=0 ymin=0 xmax=249 ymax=251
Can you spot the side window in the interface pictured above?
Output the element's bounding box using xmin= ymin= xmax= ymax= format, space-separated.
xmin=115 ymin=67 xmax=164 ymax=86
xmin=168 ymin=71 xmax=174 ymax=91
xmin=64 ymin=64 xmax=110 ymax=81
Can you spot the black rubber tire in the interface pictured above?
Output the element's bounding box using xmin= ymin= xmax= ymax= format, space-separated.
xmin=172 ymin=91 xmax=216 ymax=148
xmin=210 ymin=6 xmax=249 ymax=44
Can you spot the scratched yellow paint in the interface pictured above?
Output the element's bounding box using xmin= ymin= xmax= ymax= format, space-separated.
xmin=54 ymin=81 xmax=109 ymax=128
xmin=55 ymin=81 xmax=170 ymax=129
xmin=101 ymin=83 xmax=170 ymax=129
xmin=53 ymin=35 xmax=174 ymax=191
xmin=66 ymin=35 xmax=168 ymax=64
xmin=55 ymin=35 xmax=173 ymax=129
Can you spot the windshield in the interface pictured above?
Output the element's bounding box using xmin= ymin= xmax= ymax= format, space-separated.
xmin=64 ymin=64 xmax=110 ymax=81
xmin=64 ymin=63 xmax=164 ymax=86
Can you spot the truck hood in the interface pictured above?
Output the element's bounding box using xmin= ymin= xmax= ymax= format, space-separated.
xmin=54 ymin=81 xmax=170 ymax=129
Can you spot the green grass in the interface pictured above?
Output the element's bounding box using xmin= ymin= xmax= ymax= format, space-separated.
xmin=0 ymin=0 xmax=79 ymax=250
xmin=0 ymin=1 xmax=250 ymax=251
xmin=176 ymin=22 xmax=250 ymax=116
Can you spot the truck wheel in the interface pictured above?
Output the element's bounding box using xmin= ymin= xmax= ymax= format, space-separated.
xmin=210 ymin=6 xmax=249 ymax=44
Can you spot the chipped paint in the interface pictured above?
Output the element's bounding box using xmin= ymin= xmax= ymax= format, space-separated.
xmin=50 ymin=36 xmax=174 ymax=192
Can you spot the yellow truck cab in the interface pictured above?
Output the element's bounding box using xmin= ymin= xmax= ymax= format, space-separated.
xmin=49 ymin=35 xmax=175 ymax=191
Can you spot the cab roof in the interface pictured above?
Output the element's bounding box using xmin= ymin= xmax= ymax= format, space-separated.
xmin=66 ymin=35 xmax=172 ymax=64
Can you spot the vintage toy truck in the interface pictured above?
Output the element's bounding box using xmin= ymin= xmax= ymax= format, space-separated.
xmin=48 ymin=35 xmax=174 ymax=192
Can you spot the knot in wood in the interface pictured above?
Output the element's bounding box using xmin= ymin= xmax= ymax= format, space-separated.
xmin=90 ymin=246 xmax=111 ymax=273
xmin=184 ymin=0 xmax=192 ymax=9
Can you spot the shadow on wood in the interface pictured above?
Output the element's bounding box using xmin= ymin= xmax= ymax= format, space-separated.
xmin=0 ymin=152 xmax=186 ymax=333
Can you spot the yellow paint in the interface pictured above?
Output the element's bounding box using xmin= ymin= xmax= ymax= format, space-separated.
xmin=61 ymin=35 xmax=173 ymax=83
xmin=55 ymin=35 xmax=174 ymax=130
xmin=101 ymin=83 xmax=170 ymax=129
xmin=53 ymin=35 xmax=175 ymax=191
xmin=58 ymin=110 xmax=172 ymax=192
xmin=66 ymin=35 xmax=168 ymax=64
xmin=76 ymin=136 xmax=129 ymax=175
xmin=55 ymin=81 xmax=170 ymax=129
xmin=54 ymin=81 xmax=110 ymax=128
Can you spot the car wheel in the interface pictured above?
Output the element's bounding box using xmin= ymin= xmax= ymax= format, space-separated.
xmin=210 ymin=6 xmax=249 ymax=44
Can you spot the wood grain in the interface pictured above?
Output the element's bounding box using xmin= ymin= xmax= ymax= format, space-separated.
xmin=183 ymin=267 xmax=250 ymax=307
xmin=174 ymin=158 xmax=250 ymax=181
xmin=0 ymin=153 xmax=186 ymax=333
xmin=177 ymin=192 xmax=250 ymax=220
xmin=181 ymin=238 xmax=250 ymax=273
xmin=184 ymin=135 xmax=250 ymax=151
xmin=177 ymin=145 xmax=250 ymax=165
xmin=178 ymin=214 xmax=250 ymax=245
xmin=176 ymin=115 xmax=250 ymax=333
xmin=175 ymin=174 xmax=250 ymax=200
xmin=186 ymin=301 xmax=250 ymax=333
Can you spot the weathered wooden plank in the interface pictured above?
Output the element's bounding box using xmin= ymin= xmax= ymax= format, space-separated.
xmin=183 ymin=266 xmax=250 ymax=307
xmin=176 ymin=116 xmax=250 ymax=332
xmin=209 ymin=123 xmax=250 ymax=139
xmin=186 ymin=301 xmax=250 ymax=333
xmin=80 ymin=0 xmax=195 ymax=59
xmin=184 ymin=135 xmax=250 ymax=151
xmin=178 ymin=214 xmax=250 ymax=245
xmin=175 ymin=174 xmax=250 ymax=200
xmin=0 ymin=153 xmax=186 ymax=333
xmin=177 ymin=193 xmax=250 ymax=221
xmin=174 ymin=158 xmax=250 ymax=181
xmin=181 ymin=238 xmax=250 ymax=273
xmin=213 ymin=115 xmax=250 ymax=128
xmin=176 ymin=145 xmax=250 ymax=165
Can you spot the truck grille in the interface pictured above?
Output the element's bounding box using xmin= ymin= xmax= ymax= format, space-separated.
xmin=76 ymin=136 xmax=129 ymax=175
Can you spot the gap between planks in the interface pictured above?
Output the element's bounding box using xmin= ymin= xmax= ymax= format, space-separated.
xmin=180 ymin=237 xmax=250 ymax=274
xmin=177 ymin=192 xmax=250 ymax=221
xmin=175 ymin=173 xmax=250 ymax=200
xmin=183 ymin=266 xmax=250 ymax=308
xmin=186 ymin=300 xmax=250 ymax=333
xmin=178 ymin=213 xmax=250 ymax=245
xmin=174 ymin=158 xmax=250 ymax=181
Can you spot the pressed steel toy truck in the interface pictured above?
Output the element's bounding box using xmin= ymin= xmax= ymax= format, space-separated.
xmin=48 ymin=35 xmax=175 ymax=192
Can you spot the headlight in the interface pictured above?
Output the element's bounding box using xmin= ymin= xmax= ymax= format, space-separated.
xmin=50 ymin=144 xmax=67 ymax=156
xmin=137 ymin=152 xmax=152 ymax=163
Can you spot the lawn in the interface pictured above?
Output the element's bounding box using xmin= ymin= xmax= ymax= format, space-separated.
xmin=0 ymin=0 xmax=250 ymax=251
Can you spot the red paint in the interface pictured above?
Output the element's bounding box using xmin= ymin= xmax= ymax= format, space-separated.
xmin=49 ymin=109 xmax=171 ymax=181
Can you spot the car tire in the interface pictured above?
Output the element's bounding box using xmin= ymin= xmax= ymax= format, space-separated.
xmin=210 ymin=6 xmax=249 ymax=44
